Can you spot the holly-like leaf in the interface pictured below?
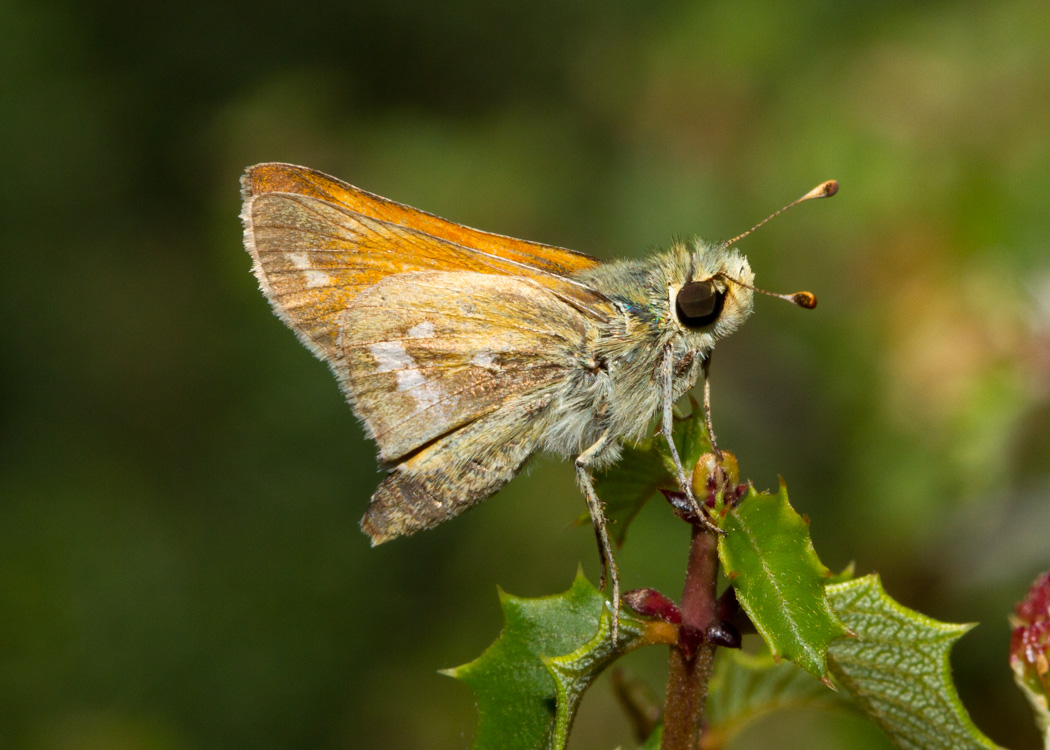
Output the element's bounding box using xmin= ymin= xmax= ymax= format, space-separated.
xmin=444 ymin=570 xmax=675 ymax=750
xmin=545 ymin=600 xmax=676 ymax=747
xmin=705 ymin=649 xmax=855 ymax=744
xmin=826 ymin=574 xmax=1002 ymax=750
xmin=594 ymin=401 xmax=712 ymax=545
xmin=718 ymin=480 xmax=849 ymax=681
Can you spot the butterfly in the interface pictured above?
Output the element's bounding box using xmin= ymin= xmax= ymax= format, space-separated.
xmin=240 ymin=163 xmax=832 ymax=638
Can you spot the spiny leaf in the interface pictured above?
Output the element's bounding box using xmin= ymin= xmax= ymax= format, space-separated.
xmin=826 ymin=574 xmax=1002 ymax=750
xmin=595 ymin=401 xmax=712 ymax=545
xmin=718 ymin=480 xmax=849 ymax=681
xmin=829 ymin=561 xmax=857 ymax=584
xmin=544 ymin=601 xmax=674 ymax=747
xmin=705 ymin=650 xmax=855 ymax=746
xmin=444 ymin=570 xmax=674 ymax=750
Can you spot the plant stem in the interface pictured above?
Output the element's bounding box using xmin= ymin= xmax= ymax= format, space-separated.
xmin=661 ymin=523 xmax=720 ymax=750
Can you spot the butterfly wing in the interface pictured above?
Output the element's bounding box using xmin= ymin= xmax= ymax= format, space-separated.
xmin=339 ymin=270 xmax=599 ymax=542
xmin=240 ymin=163 xmax=619 ymax=542
xmin=240 ymin=163 xmax=606 ymax=364
xmin=363 ymin=392 xmax=554 ymax=543
xmin=341 ymin=270 xmax=592 ymax=462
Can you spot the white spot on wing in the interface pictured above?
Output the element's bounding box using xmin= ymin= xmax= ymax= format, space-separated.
xmin=368 ymin=341 xmax=446 ymax=411
xmin=287 ymin=252 xmax=329 ymax=288
xmin=288 ymin=252 xmax=311 ymax=269
xmin=394 ymin=368 xmax=425 ymax=392
xmin=407 ymin=321 xmax=435 ymax=338
xmin=369 ymin=341 xmax=413 ymax=373
xmin=471 ymin=350 xmax=499 ymax=370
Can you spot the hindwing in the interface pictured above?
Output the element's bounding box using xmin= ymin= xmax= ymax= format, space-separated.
xmin=339 ymin=270 xmax=598 ymax=463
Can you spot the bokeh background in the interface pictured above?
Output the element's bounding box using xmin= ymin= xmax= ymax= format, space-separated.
xmin=3 ymin=1 xmax=1050 ymax=748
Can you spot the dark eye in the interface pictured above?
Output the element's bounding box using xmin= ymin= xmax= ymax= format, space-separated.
xmin=675 ymin=280 xmax=726 ymax=329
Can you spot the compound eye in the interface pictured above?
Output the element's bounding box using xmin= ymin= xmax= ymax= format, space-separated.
xmin=675 ymin=280 xmax=726 ymax=329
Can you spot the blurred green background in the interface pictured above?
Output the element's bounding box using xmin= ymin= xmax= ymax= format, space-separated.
xmin=3 ymin=1 xmax=1050 ymax=748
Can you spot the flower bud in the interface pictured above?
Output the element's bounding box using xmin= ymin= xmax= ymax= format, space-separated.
xmin=1010 ymin=571 xmax=1050 ymax=716
xmin=691 ymin=450 xmax=740 ymax=506
xmin=623 ymin=588 xmax=682 ymax=624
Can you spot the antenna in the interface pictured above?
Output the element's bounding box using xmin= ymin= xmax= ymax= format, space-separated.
xmin=725 ymin=180 xmax=838 ymax=248
xmin=722 ymin=276 xmax=818 ymax=309
xmin=719 ymin=179 xmax=837 ymax=310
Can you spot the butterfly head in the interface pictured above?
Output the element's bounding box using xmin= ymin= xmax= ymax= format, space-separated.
xmin=665 ymin=242 xmax=756 ymax=348
xmin=667 ymin=179 xmax=833 ymax=347
xmin=667 ymin=238 xmax=816 ymax=352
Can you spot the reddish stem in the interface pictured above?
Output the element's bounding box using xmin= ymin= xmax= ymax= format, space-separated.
xmin=661 ymin=523 xmax=720 ymax=750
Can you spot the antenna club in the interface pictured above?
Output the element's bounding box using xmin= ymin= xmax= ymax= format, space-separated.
xmin=724 ymin=179 xmax=840 ymax=248
xmin=792 ymin=291 xmax=818 ymax=309
xmin=802 ymin=180 xmax=838 ymax=201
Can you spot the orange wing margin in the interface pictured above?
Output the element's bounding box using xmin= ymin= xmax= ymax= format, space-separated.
xmin=244 ymin=163 xmax=602 ymax=277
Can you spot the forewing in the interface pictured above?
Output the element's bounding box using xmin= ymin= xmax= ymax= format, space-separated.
xmin=340 ymin=271 xmax=594 ymax=463
xmin=240 ymin=163 xmax=606 ymax=363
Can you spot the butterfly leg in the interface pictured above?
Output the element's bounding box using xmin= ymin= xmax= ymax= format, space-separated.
xmin=661 ymin=345 xmax=724 ymax=536
xmin=701 ymin=355 xmax=722 ymax=459
xmin=575 ymin=429 xmax=621 ymax=643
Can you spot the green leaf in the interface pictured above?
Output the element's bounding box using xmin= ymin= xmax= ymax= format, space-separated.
xmin=829 ymin=561 xmax=857 ymax=584
xmin=826 ymin=574 xmax=1002 ymax=750
xmin=544 ymin=602 xmax=651 ymax=747
xmin=445 ymin=570 xmax=671 ymax=750
xmin=718 ymin=480 xmax=849 ymax=680
xmin=595 ymin=401 xmax=712 ymax=545
xmin=1011 ymin=668 xmax=1050 ymax=749
xmin=705 ymin=649 xmax=855 ymax=744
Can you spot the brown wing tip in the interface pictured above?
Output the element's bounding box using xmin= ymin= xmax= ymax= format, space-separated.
xmin=360 ymin=512 xmax=397 ymax=546
xmin=360 ymin=473 xmax=438 ymax=544
xmin=241 ymin=163 xmax=317 ymax=199
xmin=240 ymin=163 xmax=293 ymax=202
